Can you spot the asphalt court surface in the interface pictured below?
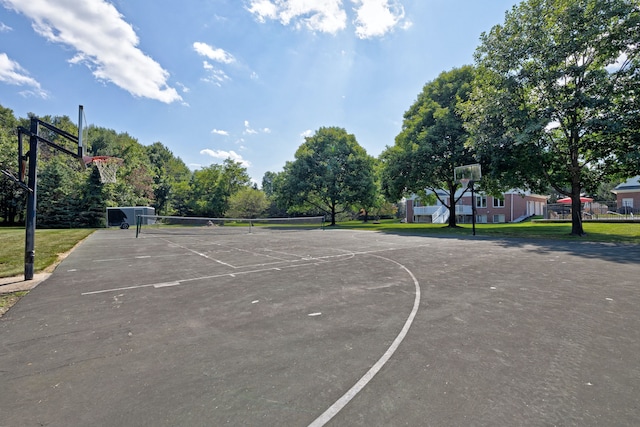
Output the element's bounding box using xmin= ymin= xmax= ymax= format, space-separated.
xmin=1 ymin=228 xmax=639 ymax=426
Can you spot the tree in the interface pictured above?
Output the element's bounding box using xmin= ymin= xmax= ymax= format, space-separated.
xmin=37 ymin=156 xmax=78 ymax=227
xmin=0 ymin=104 xmax=24 ymax=225
xmin=380 ymin=66 xmax=478 ymax=227
xmin=227 ymin=187 xmax=269 ymax=218
xmin=262 ymin=170 xmax=289 ymax=217
xmin=465 ymin=0 xmax=640 ymax=235
xmin=190 ymin=159 xmax=250 ymax=217
xmin=144 ymin=142 xmax=191 ymax=215
xmin=76 ymin=166 xmax=106 ymax=228
xmin=281 ymin=127 xmax=377 ymax=226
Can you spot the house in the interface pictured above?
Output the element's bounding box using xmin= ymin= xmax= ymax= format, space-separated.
xmin=611 ymin=176 xmax=640 ymax=214
xmin=405 ymin=188 xmax=547 ymax=224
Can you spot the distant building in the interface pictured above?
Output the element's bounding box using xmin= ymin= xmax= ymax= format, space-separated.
xmin=405 ymin=189 xmax=547 ymax=224
xmin=611 ymin=176 xmax=640 ymax=214
xmin=106 ymin=206 xmax=155 ymax=229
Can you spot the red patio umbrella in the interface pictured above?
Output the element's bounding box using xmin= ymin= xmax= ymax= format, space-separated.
xmin=557 ymin=196 xmax=593 ymax=204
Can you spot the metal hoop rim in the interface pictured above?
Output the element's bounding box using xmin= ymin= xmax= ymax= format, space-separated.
xmin=85 ymin=155 xmax=123 ymax=164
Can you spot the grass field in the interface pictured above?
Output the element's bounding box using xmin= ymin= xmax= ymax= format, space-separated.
xmin=336 ymin=219 xmax=640 ymax=244
xmin=0 ymin=228 xmax=95 ymax=278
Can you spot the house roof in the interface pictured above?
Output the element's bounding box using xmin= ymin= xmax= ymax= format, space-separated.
xmin=612 ymin=176 xmax=640 ymax=194
xmin=403 ymin=187 xmax=549 ymax=201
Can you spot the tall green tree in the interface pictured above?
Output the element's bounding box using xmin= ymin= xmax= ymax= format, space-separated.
xmin=190 ymin=159 xmax=250 ymax=217
xmin=380 ymin=66 xmax=478 ymax=227
xmin=261 ymin=170 xmax=289 ymax=217
xmin=226 ymin=187 xmax=269 ymax=218
xmin=0 ymin=104 xmax=24 ymax=224
xmin=282 ymin=127 xmax=376 ymax=226
xmin=144 ymin=142 xmax=191 ymax=215
xmin=77 ymin=167 xmax=106 ymax=227
xmin=36 ymin=156 xmax=78 ymax=227
xmin=465 ymin=0 xmax=640 ymax=235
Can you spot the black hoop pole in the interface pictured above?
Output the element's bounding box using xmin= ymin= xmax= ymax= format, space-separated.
xmin=469 ymin=180 xmax=476 ymax=236
xmin=20 ymin=111 xmax=85 ymax=280
xmin=24 ymin=118 xmax=39 ymax=280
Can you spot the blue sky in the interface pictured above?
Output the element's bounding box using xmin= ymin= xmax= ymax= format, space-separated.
xmin=0 ymin=0 xmax=518 ymax=185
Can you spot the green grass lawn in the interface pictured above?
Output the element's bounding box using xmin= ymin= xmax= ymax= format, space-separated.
xmin=334 ymin=219 xmax=640 ymax=244
xmin=0 ymin=228 xmax=95 ymax=278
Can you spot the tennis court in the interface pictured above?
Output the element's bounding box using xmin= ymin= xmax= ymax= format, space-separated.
xmin=1 ymin=228 xmax=639 ymax=426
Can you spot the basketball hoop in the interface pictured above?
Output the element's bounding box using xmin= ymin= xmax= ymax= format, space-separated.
xmin=86 ymin=156 xmax=123 ymax=183
xmin=460 ymin=178 xmax=470 ymax=189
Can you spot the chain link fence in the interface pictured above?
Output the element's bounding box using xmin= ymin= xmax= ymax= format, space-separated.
xmin=546 ymin=201 xmax=638 ymax=220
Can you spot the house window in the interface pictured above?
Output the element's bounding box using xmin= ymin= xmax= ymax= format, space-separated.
xmin=476 ymin=215 xmax=488 ymax=223
xmin=493 ymin=214 xmax=506 ymax=223
xmin=476 ymin=195 xmax=487 ymax=208
xmin=493 ymin=197 xmax=505 ymax=208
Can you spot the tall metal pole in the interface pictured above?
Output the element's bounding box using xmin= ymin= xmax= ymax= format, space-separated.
xmin=24 ymin=118 xmax=39 ymax=280
xmin=470 ymin=180 xmax=476 ymax=236
xmin=78 ymin=105 xmax=84 ymax=157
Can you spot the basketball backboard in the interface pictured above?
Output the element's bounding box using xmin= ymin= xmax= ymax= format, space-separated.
xmin=454 ymin=163 xmax=482 ymax=186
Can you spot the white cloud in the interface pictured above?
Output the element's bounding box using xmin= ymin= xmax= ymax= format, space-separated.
xmin=301 ymin=129 xmax=313 ymax=139
xmin=211 ymin=128 xmax=229 ymax=136
xmin=176 ymin=82 xmax=190 ymax=93
xmin=244 ymin=120 xmax=258 ymax=135
xmin=246 ymin=0 xmax=407 ymax=37
xmin=0 ymin=22 xmax=13 ymax=32
xmin=247 ymin=0 xmax=347 ymax=34
xmin=246 ymin=0 xmax=278 ymax=22
xmin=352 ymin=0 xmax=406 ymax=39
xmin=201 ymin=61 xmax=230 ymax=86
xmin=193 ymin=42 xmax=235 ymax=64
xmin=0 ymin=53 xmax=48 ymax=98
xmin=606 ymin=52 xmax=630 ymax=73
xmin=545 ymin=121 xmax=561 ymax=132
xmin=244 ymin=120 xmax=271 ymax=135
xmin=2 ymin=0 xmax=181 ymax=103
xmin=200 ymin=149 xmax=251 ymax=167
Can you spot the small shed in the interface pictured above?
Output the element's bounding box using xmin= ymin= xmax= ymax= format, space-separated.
xmin=106 ymin=206 xmax=155 ymax=229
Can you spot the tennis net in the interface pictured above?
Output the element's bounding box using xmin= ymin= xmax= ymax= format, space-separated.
xmin=135 ymin=215 xmax=325 ymax=237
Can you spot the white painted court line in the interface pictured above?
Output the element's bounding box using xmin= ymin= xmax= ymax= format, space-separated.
xmin=81 ymin=283 xmax=155 ymax=295
xmin=93 ymin=253 xmax=191 ymax=263
xmin=307 ymin=254 xmax=421 ymax=427
xmin=166 ymin=240 xmax=238 ymax=268
xmin=81 ymin=253 xmax=356 ymax=296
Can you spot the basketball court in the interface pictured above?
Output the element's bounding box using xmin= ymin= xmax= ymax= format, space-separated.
xmin=1 ymin=228 xmax=639 ymax=426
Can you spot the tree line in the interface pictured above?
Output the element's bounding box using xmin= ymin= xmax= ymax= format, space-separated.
xmin=0 ymin=108 xmax=389 ymax=228
xmin=0 ymin=106 xmax=257 ymax=227
xmin=2 ymin=0 xmax=639 ymax=235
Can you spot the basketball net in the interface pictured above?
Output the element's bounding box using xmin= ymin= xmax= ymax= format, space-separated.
xmin=460 ymin=178 xmax=470 ymax=189
xmin=90 ymin=156 xmax=123 ymax=184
